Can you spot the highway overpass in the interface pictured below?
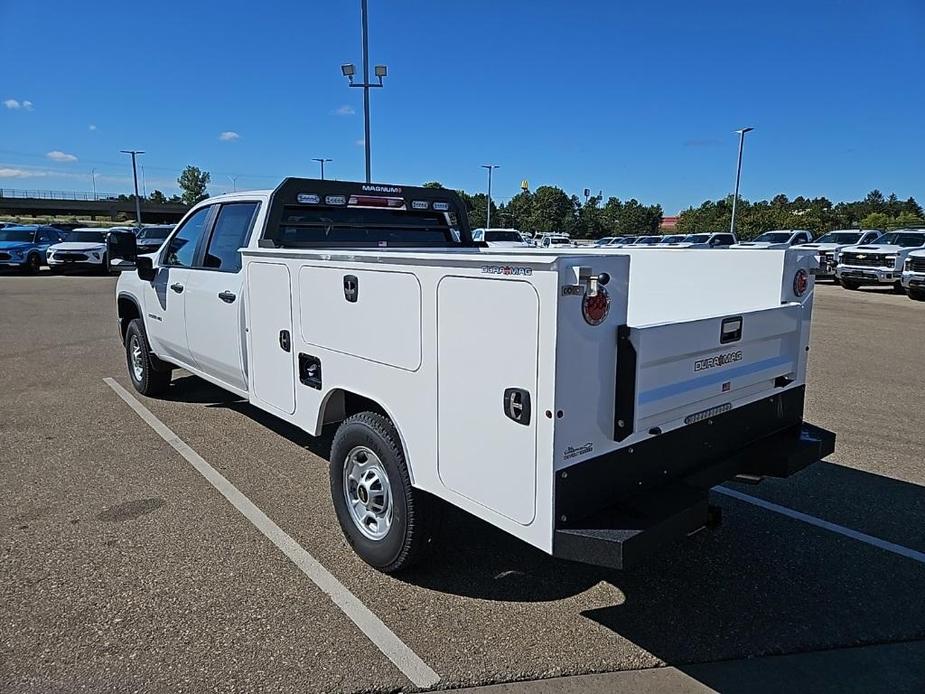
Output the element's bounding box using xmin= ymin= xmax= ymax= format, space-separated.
xmin=0 ymin=189 xmax=190 ymax=223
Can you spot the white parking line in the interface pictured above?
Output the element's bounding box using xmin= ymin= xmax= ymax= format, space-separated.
xmin=715 ymin=486 xmax=925 ymax=565
xmin=103 ymin=377 xmax=440 ymax=689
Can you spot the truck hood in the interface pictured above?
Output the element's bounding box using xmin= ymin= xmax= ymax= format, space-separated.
xmin=0 ymin=241 xmax=34 ymax=252
xmin=842 ymin=244 xmax=908 ymax=254
xmin=485 ymin=241 xmax=530 ymax=248
xmin=730 ymin=241 xmax=787 ymax=249
xmin=792 ymin=242 xmax=842 ymax=252
xmin=49 ymin=241 xmax=106 ymax=252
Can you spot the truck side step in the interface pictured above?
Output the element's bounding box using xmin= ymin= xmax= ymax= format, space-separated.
xmin=553 ymin=485 xmax=710 ymax=570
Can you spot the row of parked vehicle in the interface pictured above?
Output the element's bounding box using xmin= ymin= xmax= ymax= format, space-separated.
xmin=0 ymin=222 xmax=174 ymax=274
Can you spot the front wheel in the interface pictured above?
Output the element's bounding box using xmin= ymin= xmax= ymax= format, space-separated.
xmin=124 ymin=318 xmax=172 ymax=396
xmin=23 ymin=253 xmax=41 ymax=274
xmin=330 ymin=412 xmax=437 ymax=573
xmin=841 ymin=279 xmax=860 ymax=290
xmin=909 ymin=288 xmax=925 ymax=302
xmin=892 ymin=281 xmax=906 ymax=295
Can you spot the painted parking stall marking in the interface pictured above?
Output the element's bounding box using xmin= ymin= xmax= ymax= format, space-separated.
xmin=715 ymin=486 xmax=925 ymax=565
xmin=103 ymin=377 xmax=441 ymax=689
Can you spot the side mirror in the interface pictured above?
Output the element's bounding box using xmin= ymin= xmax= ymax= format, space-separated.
xmin=107 ymin=231 xmax=137 ymax=270
xmin=136 ymin=255 xmax=157 ymax=282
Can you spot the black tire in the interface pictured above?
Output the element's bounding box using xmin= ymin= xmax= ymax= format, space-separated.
xmin=100 ymin=253 xmax=111 ymax=274
xmin=330 ymin=412 xmax=436 ymax=573
xmin=841 ymin=279 xmax=860 ymax=290
xmin=892 ymin=281 xmax=906 ymax=295
xmin=124 ymin=318 xmax=172 ymax=396
xmin=909 ymin=288 xmax=925 ymax=302
xmin=23 ymin=253 xmax=41 ymax=274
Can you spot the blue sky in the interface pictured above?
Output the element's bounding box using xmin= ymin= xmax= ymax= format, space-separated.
xmin=1 ymin=0 xmax=923 ymax=212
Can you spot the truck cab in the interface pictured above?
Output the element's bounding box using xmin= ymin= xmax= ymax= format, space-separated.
xmin=471 ymin=228 xmax=532 ymax=248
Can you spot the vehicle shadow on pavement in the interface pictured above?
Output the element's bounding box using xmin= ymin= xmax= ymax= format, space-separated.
xmin=161 ymin=375 xmax=925 ymax=689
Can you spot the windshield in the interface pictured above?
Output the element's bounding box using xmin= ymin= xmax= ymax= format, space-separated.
xmin=595 ymin=237 xmax=613 ymax=245
xmin=139 ymin=227 xmax=172 ymax=242
xmin=816 ymin=232 xmax=862 ymax=244
xmin=684 ymin=234 xmax=711 ymax=243
xmin=65 ymin=230 xmax=107 ymax=243
xmin=549 ymin=238 xmax=570 ymax=245
xmin=275 ymin=206 xmax=462 ymax=247
xmin=484 ymin=230 xmax=523 ymax=243
xmin=754 ymin=232 xmax=793 ymax=243
xmin=660 ymin=235 xmax=686 ymax=243
xmin=0 ymin=228 xmax=35 ymax=242
xmin=870 ymin=232 xmax=925 ymax=247
xmin=636 ymin=236 xmax=661 ymax=244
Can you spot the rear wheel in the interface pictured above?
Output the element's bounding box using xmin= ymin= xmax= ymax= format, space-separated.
xmin=841 ymin=279 xmax=860 ymax=290
xmin=330 ymin=412 xmax=437 ymax=573
xmin=124 ymin=318 xmax=172 ymax=396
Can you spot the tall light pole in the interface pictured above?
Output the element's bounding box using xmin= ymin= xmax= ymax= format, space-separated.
xmin=120 ymin=150 xmax=144 ymax=227
xmin=482 ymin=164 xmax=499 ymax=228
xmin=228 ymin=175 xmax=238 ymax=192
xmin=341 ymin=0 xmax=387 ymax=182
xmin=90 ymin=168 xmax=97 ymax=199
xmin=140 ymin=165 xmax=147 ymax=198
xmin=730 ymin=127 xmax=753 ymax=234
xmin=312 ymin=158 xmax=333 ymax=180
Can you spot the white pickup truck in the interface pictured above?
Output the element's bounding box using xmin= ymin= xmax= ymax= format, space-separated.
xmin=901 ymin=249 xmax=925 ymax=300
xmin=108 ymin=178 xmax=834 ymax=573
xmin=836 ymin=229 xmax=925 ymax=292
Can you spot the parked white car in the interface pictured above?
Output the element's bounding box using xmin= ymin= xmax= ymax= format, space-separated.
xmin=471 ymin=228 xmax=532 ymax=248
xmin=901 ymin=249 xmax=925 ymax=300
xmin=46 ymin=228 xmax=111 ymax=272
xmin=107 ymin=177 xmax=833 ymax=574
xmin=732 ymin=230 xmax=813 ymax=249
xmin=837 ymin=229 xmax=925 ymax=291
xmin=663 ymin=232 xmax=738 ymax=249
xmin=791 ymin=229 xmax=882 ymax=281
xmin=538 ymin=234 xmax=573 ymax=248
xmin=657 ymin=234 xmax=687 ymax=245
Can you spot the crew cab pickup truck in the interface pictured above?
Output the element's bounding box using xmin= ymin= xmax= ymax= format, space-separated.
xmin=108 ymin=178 xmax=834 ymax=573
xmin=792 ymin=229 xmax=882 ymax=282
xmin=662 ymin=232 xmax=737 ymax=249
xmin=901 ymin=249 xmax=925 ymax=300
xmin=836 ymin=229 xmax=925 ymax=292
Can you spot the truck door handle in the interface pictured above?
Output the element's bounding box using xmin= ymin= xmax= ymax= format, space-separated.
xmin=279 ymin=330 xmax=291 ymax=352
xmin=218 ymin=290 xmax=236 ymax=303
xmin=170 ymin=282 xmax=184 ymax=293
xmin=503 ymin=388 xmax=531 ymax=426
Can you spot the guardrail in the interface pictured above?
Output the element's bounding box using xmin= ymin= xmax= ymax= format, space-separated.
xmin=0 ymin=188 xmax=124 ymax=201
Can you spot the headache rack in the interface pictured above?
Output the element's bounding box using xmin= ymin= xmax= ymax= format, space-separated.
xmin=260 ymin=177 xmax=479 ymax=249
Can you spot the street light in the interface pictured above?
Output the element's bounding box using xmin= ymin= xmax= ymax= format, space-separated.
xmin=730 ymin=127 xmax=754 ymax=235
xmin=340 ymin=0 xmax=387 ymax=182
xmin=90 ymin=168 xmax=97 ymax=199
xmin=312 ymin=158 xmax=333 ymax=180
xmin=228 ymin=175 xmax=239 ymax=192
xmin=481 ymin=164 xmax=500 ymax=228
xmin=120 ymin=149 xmax=145 ymax=227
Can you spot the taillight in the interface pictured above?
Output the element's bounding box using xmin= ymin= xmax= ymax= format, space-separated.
xmin=582 ymin=287 xmax=610 ymax=325
xmin=793 ymin=269 xmax=809 ymax=297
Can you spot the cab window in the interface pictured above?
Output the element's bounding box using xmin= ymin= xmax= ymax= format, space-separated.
xmin=202 ymin=202 xmax=259 ymax=272
xmin=164 ymin=206 xmax=212 ymax=267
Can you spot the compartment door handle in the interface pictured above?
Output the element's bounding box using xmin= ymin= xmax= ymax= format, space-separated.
xmin=503 ymin=388 xmax=531 ymax=426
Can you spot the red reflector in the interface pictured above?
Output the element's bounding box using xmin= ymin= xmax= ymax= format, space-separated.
xmin=793 ymin=269 xmax=809 ymax=297
xmin=348 ymin=195 xmax=405 ymax=208
xmin=582 ymin=287 xmax=610 ymax=326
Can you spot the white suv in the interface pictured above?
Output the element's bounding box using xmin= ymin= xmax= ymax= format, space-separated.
xmin=47 ymin=228 xmax=111 ymax=272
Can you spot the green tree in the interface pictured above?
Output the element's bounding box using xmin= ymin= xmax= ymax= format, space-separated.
xmin=177 ymin=165 xmax=211 ymax=206
xmin=148 ymin=189 xmax=168 ymax=204
xmin=421 ymin=181 xmax=444 ymax=189
xmin=527 ymin=185 xmax=573 ymax=234
xmin=860 ymin=212 xmax=892 ymax=229
xmin=892 ymin=211 xmax=924 ymax=228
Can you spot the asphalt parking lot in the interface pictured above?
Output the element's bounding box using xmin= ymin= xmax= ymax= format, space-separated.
xmin=2 ymin=273 xmax=924 ymax=693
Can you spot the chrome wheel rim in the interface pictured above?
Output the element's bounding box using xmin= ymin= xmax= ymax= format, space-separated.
xmin=343 ymin=446 xmax=393 ymax=541
xmin=129 ymin=335 xmax=144 ymax=382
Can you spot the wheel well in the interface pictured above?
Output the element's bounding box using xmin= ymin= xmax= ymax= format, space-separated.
xmin=321 ymin=388 xmax=388 ymax=427
xmin=117 ymin=295 xmax=141 ymax=343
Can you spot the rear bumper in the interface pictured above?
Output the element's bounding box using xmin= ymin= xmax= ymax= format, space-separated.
xmin=552 ymin=386 xmax=835 ymax=569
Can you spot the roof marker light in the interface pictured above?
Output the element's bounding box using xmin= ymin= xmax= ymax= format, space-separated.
xmin=433 ymin=201 xmax=449 ymax=211
xmin=325 ymin=195 xmax=347 ymax=205
xmin=297 ymin=193 xmax=320 ymax=204
xmin=411 ymin=200 xmax=429 ymax=210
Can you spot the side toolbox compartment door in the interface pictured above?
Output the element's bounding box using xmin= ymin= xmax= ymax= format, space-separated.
xmin=246 ymin=261 xmax=296 ymax=415
xmin=437 ymin=277 xmax=539 ymax=525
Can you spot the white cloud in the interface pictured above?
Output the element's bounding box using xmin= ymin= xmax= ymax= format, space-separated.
xmin=333 ymin=105 xmax=356 ymax=116
xmin=46 ymin=150 xmax=79 ymax=163
xmin=3 ymin=99 xmax=21 ymax=109
xmin=0 ymin=167 xmax=38 ymax=178
xmin=89 ymin=124 xmax=97 ymax=131
xmin=218 ymin=130 xmax=240 ymax=141
xmin=23 ymin=100 xmax=33 ymax=110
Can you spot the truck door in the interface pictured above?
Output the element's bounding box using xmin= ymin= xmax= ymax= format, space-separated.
xmin=245 ymin=262 xmax=296 ymax=415
xmin=437 ymin=277 xmax=539 ymax=525
xmin=143 ymin=205 xmax=214 ymax=366
xmin=184 ymin=202 xmax=260 ymax=392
